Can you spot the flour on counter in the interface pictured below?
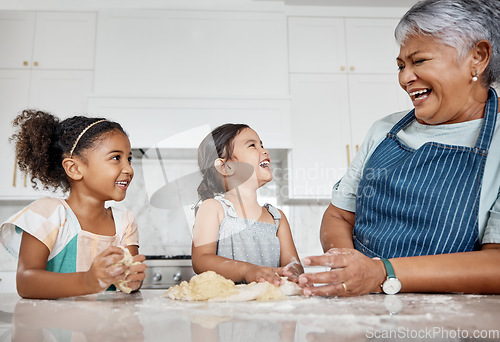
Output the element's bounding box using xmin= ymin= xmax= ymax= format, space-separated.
xmin=164 ymin=271 xmax=302 ymax=302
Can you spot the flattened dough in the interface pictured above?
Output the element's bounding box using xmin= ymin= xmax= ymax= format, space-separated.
xmin=164 ymin=271 xmax=302 ymax=302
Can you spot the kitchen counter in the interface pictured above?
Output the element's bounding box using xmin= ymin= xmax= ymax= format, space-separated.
xmin=0 ymin=290 xmax=499 ymax=341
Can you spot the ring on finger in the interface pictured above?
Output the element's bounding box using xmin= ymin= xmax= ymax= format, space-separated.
xmin=342 ymin=282 xmax=347 ymax=292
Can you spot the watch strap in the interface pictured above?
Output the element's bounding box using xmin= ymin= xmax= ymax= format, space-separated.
xmin=381 ymin=258 xmax=396 ymax=279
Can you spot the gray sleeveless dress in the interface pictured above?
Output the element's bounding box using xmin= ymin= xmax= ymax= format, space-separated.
xmin=214 ymin=196 xmax=281 ymax=267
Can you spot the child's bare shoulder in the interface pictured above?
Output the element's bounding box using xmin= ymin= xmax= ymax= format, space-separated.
xmin=199 ymin=198 xmax=223 ymax=211
xmin=196 ymin=198 xmax=225 ymax=223
xmin=197 ymin=198 xmax=225 ymax=219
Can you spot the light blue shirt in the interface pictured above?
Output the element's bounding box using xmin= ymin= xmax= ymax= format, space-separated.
xmin=332 ymin=111 xmax=500 ymax=244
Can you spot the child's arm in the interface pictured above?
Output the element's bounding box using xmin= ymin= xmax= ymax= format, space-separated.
xmin=191 ymin=199 xmax=282 ymax=286
xmin=276 ymin=210 xmax=304 ymax=281
xmin=16 ymin=231 xmax=127 ymax=299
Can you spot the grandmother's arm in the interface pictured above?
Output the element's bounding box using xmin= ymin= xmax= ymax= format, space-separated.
xmin=320 ymin=204 xmax=355 ymax=251
xmin=390 ymin=245 xmax=500 ymax=294
xmin=393 ymin=195 xmax=500 ymax=294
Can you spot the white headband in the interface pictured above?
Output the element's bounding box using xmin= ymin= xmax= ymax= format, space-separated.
xmin=69 ymin=119 xmax=107 ymax=157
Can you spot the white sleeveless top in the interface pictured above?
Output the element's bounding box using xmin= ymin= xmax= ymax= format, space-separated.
xmin=214 ymin=196 xmax=281 ymax=268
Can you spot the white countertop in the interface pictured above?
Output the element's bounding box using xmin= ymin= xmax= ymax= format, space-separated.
xmin=0 ymin=290 xmax=499 ymax=341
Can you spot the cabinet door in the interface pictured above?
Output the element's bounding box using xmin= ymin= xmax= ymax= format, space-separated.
xmin=344 ymin=18 xmax=400 ymax=74
xmin=29 ymin=70 xmax=94 ymax=118
xmin=0 ymin=70 xmax=31 ymax=197
xmin=0 ymin=11 xmax=35 ymax=69
xmin=289 ymin=74 xmax=350 ymax=199
xmin=32 ymin=12 xmax=96 ymax=70
xmin=287 ymin=17 xmax=346 ymax=73
xmin=95 ymin=10 xmax=287 ymax=97
xmin=159 ymin=12 xmax=288 ymax=97
xmin=94 ymin=11 xmax=167 ymax=94
xmin=348 ymin=74 xmax=412 ymax=150
xmin=0 ymin=70 xmax=93 ymax=199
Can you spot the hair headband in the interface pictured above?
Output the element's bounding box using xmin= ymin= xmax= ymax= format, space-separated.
xmin=69 ymin=119 xmax=107 ymax=157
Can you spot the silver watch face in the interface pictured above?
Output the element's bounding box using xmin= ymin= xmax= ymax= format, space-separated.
xmin=382 ymin=278 xmax=401 ymax=295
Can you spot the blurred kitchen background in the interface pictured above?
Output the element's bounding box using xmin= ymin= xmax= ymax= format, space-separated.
xmin=0 ymin=0 xmax=424 ymax=288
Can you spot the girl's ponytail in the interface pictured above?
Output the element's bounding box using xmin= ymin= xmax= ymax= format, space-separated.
xmin=11 ymin=110 xmax=66 ymax=191
xmin=197 ymin=177 xmax=215 ymax=201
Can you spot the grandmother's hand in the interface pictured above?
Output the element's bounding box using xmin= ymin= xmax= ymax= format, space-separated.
xmin=297 ymin=248 xmax=386 ymax=297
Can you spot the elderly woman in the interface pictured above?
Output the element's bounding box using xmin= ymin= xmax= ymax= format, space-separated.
xmin=295 ymin=0 xmax=500 ymax=296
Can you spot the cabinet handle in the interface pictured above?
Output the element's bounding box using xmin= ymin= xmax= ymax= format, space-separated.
xmin=23 ymin=61 xmax=28 ymax=66
xmin=349 ymin=66 xmax=355 ymax=72
xmin=34 ymin=61 xmax=39 ymax=67
xmin=346 ymin=145 xmax=351 ymax=166
xmin=356 ymin=144 xmax=359 ymax=152
xmin=12 ymin=162 xmax=17 ymax=187
xmin=24 ymin=173 xmax=28 ymax=187
xmin=340 ymin=66 xmax=346 ymax=71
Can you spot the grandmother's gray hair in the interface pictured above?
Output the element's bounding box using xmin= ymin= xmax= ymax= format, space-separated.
xmin=395 ymin=0 xmax=500 ymax=87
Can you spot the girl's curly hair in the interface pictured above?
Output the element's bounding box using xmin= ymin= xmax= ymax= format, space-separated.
xmin=11 ymin=110 xmax=126 ymax=192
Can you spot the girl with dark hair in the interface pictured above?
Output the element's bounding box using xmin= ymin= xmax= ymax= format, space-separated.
xmin=0 ymin=110 xmax=146 ymax=299
xmin=192 ymin=124 xmax=303 ymax=285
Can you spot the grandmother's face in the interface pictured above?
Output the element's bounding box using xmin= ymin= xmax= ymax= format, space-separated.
xmin=397 ymin=34 xmax=477 ymax=125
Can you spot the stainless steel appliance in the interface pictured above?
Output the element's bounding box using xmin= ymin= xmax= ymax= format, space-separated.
xmin=142 ymin=255 xmax=196 ymax=289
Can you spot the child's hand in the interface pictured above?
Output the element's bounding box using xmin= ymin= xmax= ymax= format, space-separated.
xmin=282 ymin=260 xmax=304 ymax=283
xmin=86 ymin=246 xmax=128 ymax=292
xmin=245 ymin=265 xmax=283 ymax=286
xmin=122 ymin=254 xmax=147 ymax=292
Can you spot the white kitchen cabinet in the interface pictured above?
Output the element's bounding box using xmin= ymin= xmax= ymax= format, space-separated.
xmin=288 ymin=74 xmax=350 ymax=198
xmin=29 ymin=70 xmax=94 ymax=118
xmin=343 ymin=18 xmax=401 ymax=74
xmin=287 ymin=17 xmax=346 ymax=73
xmin=0 ymin=70 xmax=30 ymax=198
xmin=32 ymin=12 xmax=96 ymax=70
xmin=0 ymin=70 xmax=93 ymax=199
xmin=288 ymin=17 xmax=400 ymax=74
xmin=95 ymin=10 xmax=288 ymax=97
xmin=0 ymin=11 xmax=96 ymax=200
xmin=0 ymin=11 xmax=96 ymax=70
xmin=347 ymin=74 xmax=410 ymax=148
xmin=287 ymin=16 xmax=411 ymax=198
xmin=0 ymin=12 xmax=35 ymax=69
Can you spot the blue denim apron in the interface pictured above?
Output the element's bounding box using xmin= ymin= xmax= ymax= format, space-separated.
xmin=353 ymin=88 xmax=498 ymax=258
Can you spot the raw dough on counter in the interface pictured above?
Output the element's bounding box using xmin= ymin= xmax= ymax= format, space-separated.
xmin=113 ymin=246 xmax=141 ymax=294
xmin=164 ymin=271 xmax=302 ymax=302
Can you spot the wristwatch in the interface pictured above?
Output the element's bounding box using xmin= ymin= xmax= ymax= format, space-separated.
xmin=381 ymin=258 xmax=401 ymax=295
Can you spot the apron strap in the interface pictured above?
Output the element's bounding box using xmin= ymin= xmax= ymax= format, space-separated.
xmin=475 ymin=87 xmax=498 ymax=151
xmin=388 ymin=109 xmax=416 ymax=135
